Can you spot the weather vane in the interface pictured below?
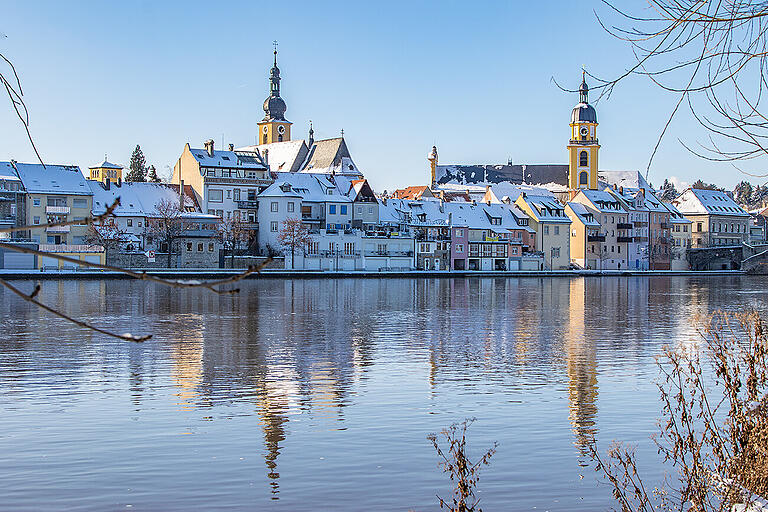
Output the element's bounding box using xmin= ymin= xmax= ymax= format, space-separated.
xmin=273 ymin=40 xmax=278 ymax=53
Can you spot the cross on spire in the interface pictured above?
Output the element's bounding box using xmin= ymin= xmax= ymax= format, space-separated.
xmin=341 ymin=128 xmax=344 ymax=138
xmin=273 ymin=40 xmax=278 ymax=64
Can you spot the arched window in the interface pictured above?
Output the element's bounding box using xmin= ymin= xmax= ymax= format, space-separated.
xmin=579 ymin=171 xmax=588 ymax=186
xmin=278 ymin=134 xmax=283 ymax=142
xmin=579 ymin=151 xmax=588 ymax=167
xmin=262 ymin=134 xmax=268 ymax=144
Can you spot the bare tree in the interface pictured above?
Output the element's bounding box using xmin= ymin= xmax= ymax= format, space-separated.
xmin=583 ymin=1 xmax=768 ymax=176
xmin=1 ymin=50 xmax=43 ymax=165
xmin=217 ymin=217 xmax=248 ymax=268
xmin=84 ymin=222 xmax=128 ymax=261
xmin=277 ymin=217 xmax=312 ymax=270
xmin=147 ymin=198 xmax=187 ymax=268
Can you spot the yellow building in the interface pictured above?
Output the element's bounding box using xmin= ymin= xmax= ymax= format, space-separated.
xmin=567 ymin=73 xmax=600 ymax=191
xmin=256 ymin=49 xmax=292 ymax=144
xmin=88 ymin=159 xmax=123 ymax=183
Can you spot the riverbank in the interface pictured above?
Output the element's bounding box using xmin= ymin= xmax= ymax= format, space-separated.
xmin=0 ymin=268 xmax=748 ymax=280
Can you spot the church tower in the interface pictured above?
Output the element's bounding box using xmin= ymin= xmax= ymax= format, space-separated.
xmin=567 ymin=73 xmax=599 ymax=191
xmin=257 ymin=47 xmax=292 ymax=145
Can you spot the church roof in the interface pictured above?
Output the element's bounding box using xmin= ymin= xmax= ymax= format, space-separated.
xmin=238 ymin=140 xmax=308 ymax=173
xmin=90 ymin=160 xmax=123 ymax=170
xmin=436 ymin=163 xmax=569 ymax=188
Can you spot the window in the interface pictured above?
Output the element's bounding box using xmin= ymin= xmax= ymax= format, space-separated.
xmin=226 ymin=190 xmax=231 ymax=199
xmin=270 ymin=221 xmax=278 ymax=232
xmin=554 ymin=226 xmax=560 ymax=235
xmin=186 ymin=242 xmax=193 ymax=252
xmin=357 ymin=207 xmax=362 ymax=214
xmin=579 ymin=151 xmax=588 ymax=167
xmin=697 ymin=222 xmax=703 ymax=232
xmin=33 ymin=216 xmax=40 ymax=225
xmin=208 ymin=189 xmax=223 ymax=203
xmin=247 ymin=189 xmax=257 ymax=201
xmin=127 ymin=219 xmax=133 ymax=227
xmin=33 ymin=198 xmax=41 ymax=207
xmin=307 ymin=241 xmax=319 ymax=255
xmin=270 ymin=202 xmax=278 ymax=212
xmin=455 ymin=228 xmax=464 ymax=237
xmin=72 ymin=198 xmax=87 ymax=208
xmin=340 ymin=205 xmax=348 ymax=215
xmin=579 ymin=171 xmax=588 ymax=186
xmin=329 ymin=205 xmax=337 ymax=215
xmin=344 ymin=242 xmax=355 ymax=255
xmin=208 ymin=209 xmax=215 ymax=216
xmin=368 ymin=207 xmax=373 ymax=214
xmin=456 ymin=244 xmax=464 ymax=253
xmin=544 ymin=226 xmax=549 ymax=235
xmin=206 ymin=169 xmax=215 ymax=177
xmin=233 ymin=189 xmax=241 ymax=201
xmin=216 ymin=210 xmax=224 ymax=218
xmin=197 ymin=243 xmax=203 ymax=252
xmin=287 ymin=202 xmax=294 ymax=213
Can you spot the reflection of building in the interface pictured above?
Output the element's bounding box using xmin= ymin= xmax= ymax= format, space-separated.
xmin=565 ymin=278 xmax=598 ymax=455
xmin=170 ymin=318 xmax=204 ymax=409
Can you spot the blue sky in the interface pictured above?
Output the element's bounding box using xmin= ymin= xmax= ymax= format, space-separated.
xmin=0 ymin=1 xmax=756 ymax=191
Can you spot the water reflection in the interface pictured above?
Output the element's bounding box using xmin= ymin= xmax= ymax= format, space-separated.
xmin=1 ymin=276 xmax=766 ymax=511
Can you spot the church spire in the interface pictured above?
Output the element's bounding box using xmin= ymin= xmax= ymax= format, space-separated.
xmin=257 ymin=43 xmax=292 ymax=144
xmin=579 ymin=70 xmax=589 ymax=104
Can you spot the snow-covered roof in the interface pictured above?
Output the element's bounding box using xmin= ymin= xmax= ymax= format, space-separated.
xmin=90 ymin=160 xmax=123 ymax=170
xmin=0 ymin=162 xmax=21 ymax=181
xmin=574 ymin=189 xmax=625 ymax=213
xmin=598 ymin=170 xmax=651 ymax=191
xmin=566 ymin=202 xmax=600 ymax=227
xmin=260 ymin=172 xmax=350 ymax=202
xmin=672 ymin=188 xmax=749 ymax=217
xmin=189 ymin=147 xmax=267 ymax=170
xmin=237 ymin=140 xmax=308 ymax=173
xmin=516 ymin=193 xmax=571 ymax=222
xmin=12 ymin=162 xmax=91 ymax=196
xmin=89 ymin=181 xmax=197 ymax=216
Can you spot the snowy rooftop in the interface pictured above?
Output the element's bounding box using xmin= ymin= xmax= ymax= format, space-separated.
xmin=189 ymin=147 xmax=267 ymax=170
xmin=576 ymin=189 xmax=624 ymax=213
xmin=89 ymin=182 xmax=197 ymax=216
xmin=261 ymin=172 xmax=351 ymax=202
xmin=238 ymin=140 xmax=307 ymax=173
xmin=516 ymin=194 xmax=571 ymax=222
xmin=672 ymin=188 xmax=749 ymax=217
xmin=0 ymin=162 xmax=21 ymax=181
xmin=567 ymin=202 xmax=601 ymax=227
xmin=90 ymin=160 xmax=123 ymax=170
xmin=12 ymin=162 xmax=91 ymax=196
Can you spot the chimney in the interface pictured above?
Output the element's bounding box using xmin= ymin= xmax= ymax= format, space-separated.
xmin=180 ymin=179 xmax=185 ymax=211
xmin=204 ymin=139 xmax=214 ymax=157
xmin=613 ymin=183 xmax=617 ymax=190
xmin=103 ymin=177 xmax=110 ymax=191
xmin=117 ymin=176 xmax=122 ymax=188
xmin=228 ymin=143 xmax=234 ymax=151
xmin=619 ymin=186 xmax=624 ymax=195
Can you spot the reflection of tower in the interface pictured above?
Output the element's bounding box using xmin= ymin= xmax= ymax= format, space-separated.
xmin=256 ymin=377 xmax=293 ymax=498
xmin=565 ymin=278 xmax=599 ymax=456
xmin=170 ymin=317 xmax=204 ymax=409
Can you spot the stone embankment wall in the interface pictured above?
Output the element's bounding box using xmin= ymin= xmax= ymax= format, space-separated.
xmin=107 ymin=252 xmax=284 ymax=270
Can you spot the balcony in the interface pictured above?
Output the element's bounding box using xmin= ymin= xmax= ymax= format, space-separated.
xmin=46 ymin=206 xmax=70 ymax=214
xmin=617 ymin=236 xmax=633 ymax=243
xmin=660 ymin=222 xmax=672 ymax=229
xmin=46 ymin=225 xmax=71 ymax=233
xmin=617 ymin=223 xmax=633 ymax=230
xmin=364 ymin=250 xmax=414 ymax=257
xmin=235 ymin=200 xmax=258 ymax=210
xmin=587 ymin=234 xmax=606 ymax=242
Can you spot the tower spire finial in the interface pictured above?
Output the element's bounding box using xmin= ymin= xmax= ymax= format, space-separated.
xmin=273 ymin=40 xmax=278 ymax=65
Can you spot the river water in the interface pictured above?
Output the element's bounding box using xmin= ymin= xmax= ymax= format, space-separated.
xmin=0 ymin=276 xmax=765 ymax=511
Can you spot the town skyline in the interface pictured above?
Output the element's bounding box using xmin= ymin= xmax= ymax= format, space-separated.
xmin=2 ymin=1 xmax=758 ymax=193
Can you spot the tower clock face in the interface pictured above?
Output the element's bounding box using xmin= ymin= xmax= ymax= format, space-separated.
xmin=580 ymin=126 xmax=589 ymax=137
xmin=278 ymin=125 xmax=285 ymax=134
xmin=263 ymin=126 xmax=268 ymax=134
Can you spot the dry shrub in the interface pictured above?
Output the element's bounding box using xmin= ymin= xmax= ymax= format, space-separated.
xmin=591 ymin=310 xmax=768 ymax=511
xmin=428 ymin=418 xmax=497 ymax=512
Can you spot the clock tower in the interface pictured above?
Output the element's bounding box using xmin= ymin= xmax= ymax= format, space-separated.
xmin=257 ymin=47 xmax=292 ymax=145
xmin=567 ymin=73 xmax=599 ymax=191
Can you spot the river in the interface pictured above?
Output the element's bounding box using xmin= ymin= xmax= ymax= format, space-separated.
xmin=0 ymin=276 xmax=765 ymax=511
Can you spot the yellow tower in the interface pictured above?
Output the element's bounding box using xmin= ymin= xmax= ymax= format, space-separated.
xmin=257 ymin=48 xmax=292 ymax=145
xmin=567 ymin=73 xmax=599 ymax=191
xmin=428 ymin=145 xmax=438 ymax=187
xmin=87 ymin=159 xmax=123 ymax=183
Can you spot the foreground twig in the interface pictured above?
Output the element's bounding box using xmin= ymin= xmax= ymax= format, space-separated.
xmin=0 ymin=197 xmax=121 ymax=235
xmin=0 ymin=279 xmax=151 ymax=342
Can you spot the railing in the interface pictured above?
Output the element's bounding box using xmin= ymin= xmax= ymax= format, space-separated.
xmin=235 ymin=200 xmax=258 ymax=209
xmin=46 ymin=206 xmax=70 ymax=214
xmin=617 ymin=223 xmax=633 ymax=230
xmin=205 ymin=177 xmax=273 ymax=186
xmin=46 ymin=225 xmax=71 ymax=233
xmin=306 ymin=250 xmax=361 ymax=258
xmin=587 ymin=234 xmax=606 ymax=242
xmin=617 ymin=236 xmax=633 ymax=243
xmin=364 ymin=250 xmax=414 ymax=257
xmin=38 ymin=244 xmax=104 ymax=252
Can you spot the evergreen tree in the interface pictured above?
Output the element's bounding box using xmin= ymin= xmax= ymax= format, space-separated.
xmin=660 ymin=178 xmax=679 ymax=201
xmin=126 ymin=145 xmax=147 ymax=182
xmin=147 ymin=165 xmax=161 ymax=183
xmin=733 ymin=180 xmax=754 ymax=206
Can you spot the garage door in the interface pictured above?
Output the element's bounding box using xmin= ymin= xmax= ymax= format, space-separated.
xmin=3 ymin=252 xmax=35 ymax=269
xmin=80 ymin=255 xmax=102 ymax=268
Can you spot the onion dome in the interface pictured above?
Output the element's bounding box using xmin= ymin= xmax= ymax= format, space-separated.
xmin=571 ymin=72 xmax=597 ymax=123
xmin=263 ymin=49 xmax=287 ymax=121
